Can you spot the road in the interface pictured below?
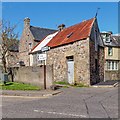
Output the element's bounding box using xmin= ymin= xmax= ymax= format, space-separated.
xmin=1 ymin=87 xmax=119 ymax=118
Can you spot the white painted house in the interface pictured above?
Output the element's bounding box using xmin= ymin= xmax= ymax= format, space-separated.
xmin=29 ymin=31 xmax=58 ymax=66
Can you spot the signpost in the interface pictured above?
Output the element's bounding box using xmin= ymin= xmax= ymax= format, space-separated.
xmin=41 ymin=46 xmax=50 ymax=52
xmin=37 ymin=54 xmax=47 ymax=61
xmin=38 ymin=46 xmax=50 ymax=89
xmin=37 ymin=53 xmax=47 ymax=89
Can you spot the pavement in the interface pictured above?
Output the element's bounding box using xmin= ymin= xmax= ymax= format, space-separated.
xmin=2 ymin=87 xmax=118 ymax=118
xmin=1 ymin=80 xmax=119 ymax=98
xmin=1 ymin=89 xmax=62 ymax=98
xmin=92 ymin=80 xmax=119 ymax=88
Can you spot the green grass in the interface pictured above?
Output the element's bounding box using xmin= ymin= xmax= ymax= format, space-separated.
xmin=53 ymin=81 xmax=89 ymax=88
xmin=71 ymin=83 xmax=89 ymax=87
xmin=0 ymin=82 xmax=41 ymax=90
xmin=53 ymin=81 xmax=69 ymax=85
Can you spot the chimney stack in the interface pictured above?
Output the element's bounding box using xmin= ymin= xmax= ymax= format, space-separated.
xmin=24 ymin=17 xmax=30 ymax=28
xmin=58 ymin=24 xmax=65 ymax=31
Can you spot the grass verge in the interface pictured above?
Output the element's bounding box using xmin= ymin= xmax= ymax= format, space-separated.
xmin=53 ymin=81 xmax=89 ymax=88
xmin=0 ymin=82 xmax=41 ymax=90
xmin=53 ymin=81 xmax=69 ymax=85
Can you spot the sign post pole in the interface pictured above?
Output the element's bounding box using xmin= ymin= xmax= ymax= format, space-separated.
xmin=44 ymin=61 xmax=46 ymax=89
xmin=40 ymin=47 xmax=50 ymax=89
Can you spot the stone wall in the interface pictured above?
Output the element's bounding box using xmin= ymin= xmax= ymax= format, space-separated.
xmin=47 ymin=39 xmax=90 ymax=85
xmin=89 ymin=41 xmax=104 ymax=85
xmin=89 ymin=19 xmax=104 ymax=85
xmin=13 ymin=65 xmax=53 ymax=89
xmin=98 ymin=47 xmax=104 ymax=82
xmin=47 ymin=38 xmax=104 ymax=86
xmin=89 ymin=41 xmax=98 ymax=85
xmin=105 ymin=70 xmax=120 ymax=81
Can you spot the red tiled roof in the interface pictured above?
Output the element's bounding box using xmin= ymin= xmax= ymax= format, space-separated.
xmin=47 ymin=18 xmax=95 ymax=48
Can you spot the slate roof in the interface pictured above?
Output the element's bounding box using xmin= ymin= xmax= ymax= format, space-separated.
xmin=103 ymin=35 xmax=120 ymax=47
xmin=30 ymin=26 xmax=57 ymax=41
xmin=47 ymin=18 xmax=95 ymax=48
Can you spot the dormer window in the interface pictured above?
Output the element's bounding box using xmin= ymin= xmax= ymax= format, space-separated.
xmin=101 ymin=33 xmax=111 ymax=43
xmin=105 ymin=34 xmax=110 ymax=43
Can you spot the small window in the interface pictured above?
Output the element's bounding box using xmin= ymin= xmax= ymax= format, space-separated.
xmin=115 ymin=61 xmax=118 ymax=70
xmin=107 ymin=61 xmax=111 ymax=70
xmin=29 ymin=43 xmax=32 ymax=46
xmin=107 ymin=60 xmax=119 ymax=70
xmin=66 ymin=56 xmax=74 ymax=61
xmin=108 ymin=47 xmax=113 ymax=56
xmin=29 ymin=43 xmax=32 ymax=51
xmin=105 ymin=34 xmax=110 ymax=43
xmin=112 ymin=61 xmax=114 ymax=70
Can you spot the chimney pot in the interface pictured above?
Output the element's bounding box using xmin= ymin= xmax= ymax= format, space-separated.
xmin=58 ymin=24 xmax=65 ymax=31
xmin=24 ymin=17 xmax=30 ymax=28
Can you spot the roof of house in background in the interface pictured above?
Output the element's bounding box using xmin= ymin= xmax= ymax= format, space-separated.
xmin=30 ymin=26 xmax=57 ymax=41
xmin=31 ymin=31 xmax=58 ymax=53
xmin=46 ymin=18 xmax=95 ymax=48
xmin=103 ymin=35 xmax=120 ymax=47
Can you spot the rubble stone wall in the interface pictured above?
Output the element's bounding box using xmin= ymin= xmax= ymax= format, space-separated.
xmin=47 ymin=39 xmax=90 ymax=85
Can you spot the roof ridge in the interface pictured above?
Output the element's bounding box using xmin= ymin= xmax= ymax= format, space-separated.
xmin=63 ymin=17 xmax=95 ymax=31
xmin=30 ymin=25 xmax=57 ymax=31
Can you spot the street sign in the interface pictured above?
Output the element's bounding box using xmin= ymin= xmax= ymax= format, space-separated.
xmin=41 ymin=46 xmax=50 ymax=52
xmin=37 ymin=54 xmax=47 ymax=61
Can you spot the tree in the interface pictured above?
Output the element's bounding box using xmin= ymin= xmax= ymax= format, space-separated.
xmin=0 ymin=20 xmax=19 ymax=73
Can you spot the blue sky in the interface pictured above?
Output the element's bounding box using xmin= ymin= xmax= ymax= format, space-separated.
xmin=2 ymin=2 xmax=118 ymax=39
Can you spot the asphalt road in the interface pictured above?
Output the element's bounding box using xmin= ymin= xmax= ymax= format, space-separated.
xmin=2 ymin=87 xmax=119 ymax=118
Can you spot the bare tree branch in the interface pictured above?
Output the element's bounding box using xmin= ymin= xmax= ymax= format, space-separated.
xmin=0 ymin=20 xmax=19 ymax=73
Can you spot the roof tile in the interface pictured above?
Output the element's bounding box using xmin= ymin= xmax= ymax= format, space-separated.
xmin=30 ymin=26 xmax=57 ymax=41
xmin=47 ymin=18 xmax=95 ymax=48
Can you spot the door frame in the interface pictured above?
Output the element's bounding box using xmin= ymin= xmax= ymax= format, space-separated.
xmin=66 ymin=56 xmax=74 ymax=84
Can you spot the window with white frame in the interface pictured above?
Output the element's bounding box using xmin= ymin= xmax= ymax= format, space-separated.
xmin=101 ymin=33 xmax=110 ymax=43
xmin=107 ymin=60 xmax=119 ymax=70
xmin=105 ymin=33 xmax=110 ymax=43
xmin=108 ymin=47 xmax=113 ymax=56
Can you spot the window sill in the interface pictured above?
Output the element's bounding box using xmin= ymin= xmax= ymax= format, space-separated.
xmin=105 ymin=70 xmax=118 ymax=71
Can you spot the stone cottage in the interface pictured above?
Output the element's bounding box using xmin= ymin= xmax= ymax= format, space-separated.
xmin=19 ymin=17 xmax=57 ymax=66
xmin=31 ymin=17 xmax=104 ymax=85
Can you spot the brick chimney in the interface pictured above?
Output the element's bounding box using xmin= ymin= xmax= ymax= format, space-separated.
xmin=24 ymin=17 xmax=30 ymax=28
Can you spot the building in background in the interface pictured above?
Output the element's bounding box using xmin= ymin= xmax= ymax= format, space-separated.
xmin=29 ymin=31 xmax=58 ymax=66
xmin=101 ymin=32 xmax=120 ymax=81
xmin=19 ymin=17 xmax=57 ymax=66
